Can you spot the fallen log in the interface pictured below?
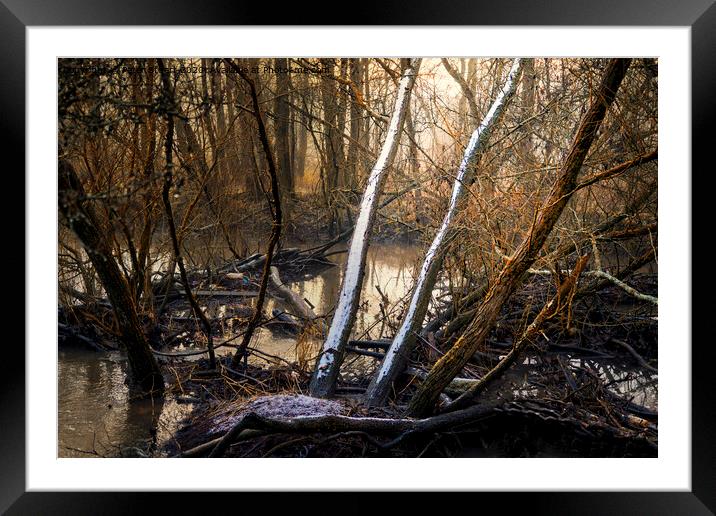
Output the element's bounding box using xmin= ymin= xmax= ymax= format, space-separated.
xmin=193 ymin=290 xmax=259 ymax=297
xmin=205 ymin=394 xmax=499 ymax=457
xmin=268 ymin=266 xmax=317 ymax=321
xmin=349 ymin=339 xmax=391 ymax=350
xmin=346 ymin=347 xmax=385 ymax=359
xmin=404 ymin=367 xmax=479 ymax=396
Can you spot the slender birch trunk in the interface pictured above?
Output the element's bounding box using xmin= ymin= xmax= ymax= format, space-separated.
xmin=407 ymin=58 xmax=632 ymax=417
xmin=364 ymin=59 xmax=525 ymax=407
xmin=309 ymin=58 xmax=422 ymax=398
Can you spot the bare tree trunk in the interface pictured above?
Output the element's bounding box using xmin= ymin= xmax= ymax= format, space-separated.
xmin=320 ymin=58 xmax=345 ymax=236
xmin=293 ymin=71 xmax=308 ymax=184
xmin=134 ymin=61 xmax=157 ymax=305
xmin=58 ymin=160 xmax=164 ymax=394
xmin=519 ymin=58 xmax=536 ymax=168
xmin=407 ymin=58 xmax=632 ymax=417
xmin=405 ymin=109 xmax=425 ymax=228
xmin=309 ymin=59 xmax=422 ymax=398
xmin=347 ymin=58 xmax=364 ymax=193
xmin=223 ymin=59 xmax=284 ymax=369
xmin=443 ymin=254 xmax=590 ymax=413
xmin=274 ymin=58 xmax=293 ymax=203
xmin=364 ymin=59 xmax=525 ymax=407
xmin=441 ymin=58 xmax=479 ymax=123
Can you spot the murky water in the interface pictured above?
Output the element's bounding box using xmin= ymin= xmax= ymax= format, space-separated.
xmin=58 ymin=241 xmax=657 ymax=457
xmin=58 ymin=243 xmax=424 ymax=457
xmin=248 ymin=243 xmax=425 ymax=363
xmin=58 ymin=349 xmax=191 ymax=457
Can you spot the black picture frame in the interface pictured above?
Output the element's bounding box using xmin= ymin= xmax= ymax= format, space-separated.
xmin=4 ymin=1 xmax=714 ymax=513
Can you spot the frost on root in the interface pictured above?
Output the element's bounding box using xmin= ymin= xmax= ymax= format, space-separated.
xmin=207 ymin=394 xmax=348 ymax=437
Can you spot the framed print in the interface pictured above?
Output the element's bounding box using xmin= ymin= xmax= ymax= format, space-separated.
xmin=5 ymin=0 xmax=715 ymax=513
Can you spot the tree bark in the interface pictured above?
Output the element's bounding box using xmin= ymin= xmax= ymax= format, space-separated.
xmin=443 ymin=254 xmax=590 ymax=413
xmin=441 ymin=58 xmax=479 ymax=123
xmin=292 ymin=71 xmax=309 ymax=183
xmin=347 ymin=58 xmax=364 ymax=192
xmin=365 ymin=59 xmax=525 ymax=407
xmin=274 ymin=58 xmax=294 ymax=201
xmin=309 ymin=59 xmax=422 ymax=398
xmin=223 ymin=59 xmax=284 ymax=368
xmin=407 ymin=58 xmax=632 ymax=417
xmin=320 ymin=59 xmax=346 ymax=235
xmin=58 ymin=160 xmax=164 ymax=394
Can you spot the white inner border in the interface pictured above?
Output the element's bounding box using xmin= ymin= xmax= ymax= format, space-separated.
xmin=27 ymin=27 xmax=691 ymax=491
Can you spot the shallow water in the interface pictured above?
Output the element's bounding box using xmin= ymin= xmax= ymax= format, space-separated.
xmin=57 ymin=241 xmax=657 ymax=457
xmin=58 ymin=242 xmax=424 ymax=457
xmin=58 ymin=349 xmax=192 ymax=457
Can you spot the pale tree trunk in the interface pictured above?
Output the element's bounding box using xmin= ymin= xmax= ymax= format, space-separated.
xmin=309 ymin=58 xmax=422 ymax=398
xmin=364 ymin=59 xmax=526 ymax=407
xmin=407 ymin=58 xmax=632 ymax=417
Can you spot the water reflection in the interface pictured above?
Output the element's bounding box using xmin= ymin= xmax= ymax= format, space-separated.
xmin=58 ymin=243 xmax=423 ymax=456
xmin=245 ymin=243 xmax=423 ymax=363
xmin=58 ymin=349 xmax=190 ymax=457
xmin=516 ymin=356 xmax=657 ymax=411
xmin=58 ymin=241 xmax=657 ymax=457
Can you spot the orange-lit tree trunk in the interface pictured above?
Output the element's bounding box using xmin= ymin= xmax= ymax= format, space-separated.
xmin=407 ymin=58 xmax=632 ymax=417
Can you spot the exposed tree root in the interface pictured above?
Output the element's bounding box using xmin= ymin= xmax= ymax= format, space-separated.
xmin=201 ymin=398 xmax=499 ymax=457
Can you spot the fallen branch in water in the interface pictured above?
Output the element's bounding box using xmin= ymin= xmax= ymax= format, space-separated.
xmin=268 ymin=266 xmax=318 ymax=321
xmin=583 ymin=270 xmax=658 ymax=306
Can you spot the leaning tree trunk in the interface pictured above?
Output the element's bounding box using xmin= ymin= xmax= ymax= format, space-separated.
xmin=58 ymin=160 xmax=164 ymax=394
xmin=309 ymin=58 xmax=422 ymax=398
xmin=443 ymin=254 xmax=590 ymax=413
xmin=407 ymin=58 xmax=632 ymax=417
xmin=364 ymin=59 xmax=526 ymax=407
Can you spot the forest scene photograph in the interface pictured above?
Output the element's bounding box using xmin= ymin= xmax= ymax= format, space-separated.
xmin=57 ymin=56 xmax=658 ymax=459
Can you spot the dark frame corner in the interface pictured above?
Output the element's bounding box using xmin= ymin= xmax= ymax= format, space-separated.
xmin=5 ymin=0 xmax=715 ymax=513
